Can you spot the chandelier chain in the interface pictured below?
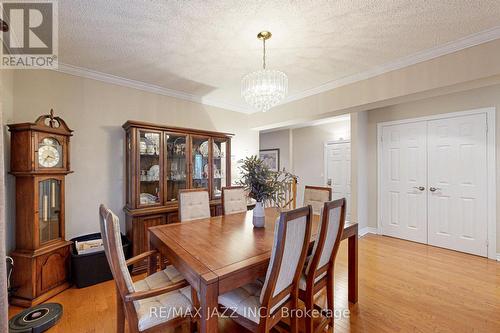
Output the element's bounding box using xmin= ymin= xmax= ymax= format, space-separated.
xmin=263 ymin=38 xmax=266 ymax=69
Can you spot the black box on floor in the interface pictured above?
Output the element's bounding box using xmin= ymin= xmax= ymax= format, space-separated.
xmin=70 ymin=232 xmax=130 ymax=288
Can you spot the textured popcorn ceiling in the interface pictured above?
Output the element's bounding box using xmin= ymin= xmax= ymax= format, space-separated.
xmin=59 ymin=0 xmax=500 ymax=112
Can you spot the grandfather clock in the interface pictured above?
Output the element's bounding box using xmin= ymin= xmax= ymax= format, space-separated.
xmin=8 ymin=110 xmax=73 ymax=307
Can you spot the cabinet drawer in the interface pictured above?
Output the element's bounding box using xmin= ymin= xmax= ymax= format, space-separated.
xmin=36 ymin=246 xmax=70 ymax=296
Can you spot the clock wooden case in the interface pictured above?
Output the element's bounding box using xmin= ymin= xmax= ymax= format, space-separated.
xmin=8 ymin=111 xmax=73 ymax=307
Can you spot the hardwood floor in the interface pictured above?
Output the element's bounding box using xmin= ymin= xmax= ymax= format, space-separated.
xmin=9 ymin=234 xmax=500 ymax=332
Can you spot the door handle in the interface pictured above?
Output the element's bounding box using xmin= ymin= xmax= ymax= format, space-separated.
xmin=429 ymin=187 xmax=441 ymax=192
xmin=413 ymin=186 xmax=425 ymax=191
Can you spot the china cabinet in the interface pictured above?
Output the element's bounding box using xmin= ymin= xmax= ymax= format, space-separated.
xmin=123 ymin=120 xmax=232 ymax=273
xmin=8 ymin=110 xmax=72 ymax=307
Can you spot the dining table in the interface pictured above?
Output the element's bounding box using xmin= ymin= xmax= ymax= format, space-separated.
xmin=148 ymin=207 xmax=358 ymax=333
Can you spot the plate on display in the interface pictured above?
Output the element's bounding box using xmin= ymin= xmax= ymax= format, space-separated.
xmin=213 ymin=143 xmax=221 ymax=158
xmin=140 ymin=193 xmax=158 ymax=204
xmin=199 ymin=141 xmax=221 ymax=158
xmin=199 ymin=141 xmax=209 ymax=157
xmin=148 ymin=165 xmax=160 ymax=180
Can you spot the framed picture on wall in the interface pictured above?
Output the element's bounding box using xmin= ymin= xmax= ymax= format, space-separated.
xmin=259 ymin=148 xmax=280 ymax=172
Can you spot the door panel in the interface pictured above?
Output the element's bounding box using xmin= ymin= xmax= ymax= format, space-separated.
xmin=427 ymin=114 xmax=487 ymax=256
xmin=326 ymin=142 xmax=351 ymax=221
xmin=381 ymin=122 xmax=427 ymax=243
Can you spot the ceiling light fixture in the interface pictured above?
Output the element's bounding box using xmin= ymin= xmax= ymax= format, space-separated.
xmin=241 ymin=31 xmax=288 ymax=112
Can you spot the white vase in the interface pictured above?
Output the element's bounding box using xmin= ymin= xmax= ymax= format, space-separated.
xmin=253 ymin=201 xmax=265 ymax=228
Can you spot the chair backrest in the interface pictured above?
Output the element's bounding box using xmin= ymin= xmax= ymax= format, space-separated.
xmin=305 ymin=199 xmax=346 ymax=281
xmin=221 ymin=186 xmax=247 ymax=215
xmin=303 ymin=185 xmax=332 ymax=215
xmin=99 ymin=204 xmax=135 ymax=298
xmin=178 ymin=189 xmax=210 ymax=222
xmin=260 ymin=206 xmax=312 ymax=313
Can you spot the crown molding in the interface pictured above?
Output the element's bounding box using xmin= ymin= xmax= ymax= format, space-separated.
xmin=53 ymin=63 xmax=254 ymax=114
xmin=52 ymin=27 xmax=500 ymax=115
xmin=283 ymin=26 xmax=500 ymax=105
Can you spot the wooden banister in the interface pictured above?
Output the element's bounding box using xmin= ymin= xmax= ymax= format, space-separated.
xmin=264 ymin=177 xmax=297 ymax=209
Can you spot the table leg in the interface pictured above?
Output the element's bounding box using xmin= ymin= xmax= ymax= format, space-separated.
xmin=348 ymin=233 xmax=358 ymax=303
xmin=147 ymin=238 xmax=157 ymax=275
xmin=200 ymin=281 xmax=219 ymax=333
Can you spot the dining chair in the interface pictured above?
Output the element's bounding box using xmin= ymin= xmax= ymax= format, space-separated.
xmin=99 ymin=204 xmax=195 ymax=333
xmin=178 ymin=188 xmax=210 ymax=222
xmin=221 ymin=186 xmax=247 ymax=215
xmin=218 ymin=206 xmax=313 ymax=333
xmin=303 ymin=185 xmax=332 ymax=215
xmin=298 ymin=198 xmax=346 ymax=333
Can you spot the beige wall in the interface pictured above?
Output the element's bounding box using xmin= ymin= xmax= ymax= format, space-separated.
xmin=4 ymin=70 xmax=258 ymax=251
xmin=366 ymin=83 xmax=500 ymax=253
xmin=1 ymin=71 xmax=14 ymax=252
xmin=292 ymin=120 xmax=351 ymax=204
xmin=259 ymin=129 xmax=291 ymax=171
xmin=259 ymin=119 xmax=351 ymax=205
xmin=350 ymin=111 xmax=368 ymax=230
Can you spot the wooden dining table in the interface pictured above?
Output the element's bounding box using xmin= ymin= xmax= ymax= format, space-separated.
xmin=149 ymin=207 xmax=358 ymax=333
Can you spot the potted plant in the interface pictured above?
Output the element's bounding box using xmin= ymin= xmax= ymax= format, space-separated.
xmin=237 ymin=156 xmax=296 ymax=227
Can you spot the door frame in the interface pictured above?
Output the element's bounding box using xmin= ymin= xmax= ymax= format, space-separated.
xmin=377 ymin=107 xmax=496 ymax=259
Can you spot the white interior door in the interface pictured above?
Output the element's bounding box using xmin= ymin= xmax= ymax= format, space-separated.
xmin=326 ymin=142 xmax=351 ymax=221
xmin=427 ymin=114 xmax=488 ymax=256
xmin=380 ymin=122 xmax=428 ymax=243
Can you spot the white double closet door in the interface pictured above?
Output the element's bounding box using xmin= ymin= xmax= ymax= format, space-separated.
xmin=380 ymin=113 xmax=488 ymax=256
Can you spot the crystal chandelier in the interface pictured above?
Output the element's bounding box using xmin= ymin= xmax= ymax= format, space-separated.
xmin=241 ymin=31 xmax=288 ymax=112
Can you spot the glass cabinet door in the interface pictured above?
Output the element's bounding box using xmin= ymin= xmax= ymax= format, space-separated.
xmin=138 ymin=130 xmax=162 ymax=206
xmin=191 ymin=136 xmax=210 ymax=189
xmin=212 ymin=138 xmax=228 ymax=198
xmin=165 ymin=133 xmax=188 ymax=202
xmin=39 ymin=178 xmax=61 ymax=244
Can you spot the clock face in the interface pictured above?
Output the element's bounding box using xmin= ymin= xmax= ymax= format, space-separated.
xmin=38 ymin=138 xmax=62 ymax=168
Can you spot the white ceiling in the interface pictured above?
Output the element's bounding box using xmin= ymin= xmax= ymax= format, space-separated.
xmin=58 ymin=1 xmax=500 ymax=113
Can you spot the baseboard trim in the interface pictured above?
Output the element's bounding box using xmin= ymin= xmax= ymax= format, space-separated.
xmin=497 ymin=253 xmax=500 ymax=261
xmin=359 ymin=227 xmax=377 ymax=237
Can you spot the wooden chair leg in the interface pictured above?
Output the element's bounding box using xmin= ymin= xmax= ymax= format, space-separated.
xmin=304 ymin=292 xmax=314 ymax=333
xmin=180 ymin=321 xmax=191 ymax=333
xmin=189 ymin=319 xmax=196 ymax=333
xmin=116 ymin=291 xmax=125 ymax=333
xmin=326 ymin=274 xmax=335 ymax=329
xmin=290 ymin=296 xmax=299 ymax=333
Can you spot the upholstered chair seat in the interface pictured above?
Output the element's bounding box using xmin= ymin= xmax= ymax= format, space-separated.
xmin=133 ymin=266 xmax=192 ymax=331
xmin=218 ymin=207 xmax=313 ymax=333
xmin=303 ymin=186 xmax=332 ymax=215
xmin=218 ymin=279 xmax=264 ymax=323
xmin=178 ymin=189 xmax=210 ymax=222
xmin=222 ymin=186 xmax=247 ymax=215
